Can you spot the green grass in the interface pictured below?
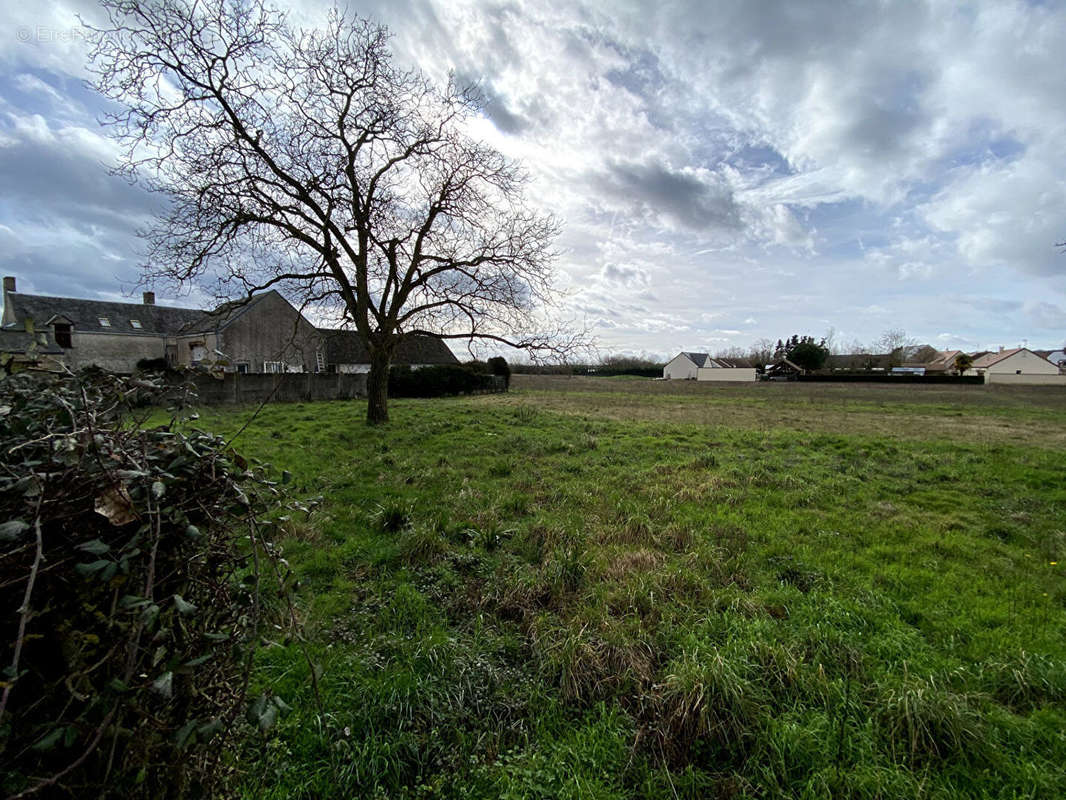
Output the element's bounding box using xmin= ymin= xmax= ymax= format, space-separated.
xmin=178 ymin=381 xmax=1066 ymax=798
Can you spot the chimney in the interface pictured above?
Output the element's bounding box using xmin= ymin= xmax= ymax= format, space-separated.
xmin=143 ymin=291 xmax=156 ymax=305
xmin=3 ymin=276 xmax=14 ymax=293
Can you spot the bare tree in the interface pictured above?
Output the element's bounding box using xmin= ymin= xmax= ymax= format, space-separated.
xmin=748 ymin=338 xmax=775 ymax=367
xmin=713 ymin=345 xmax=747 ymax=359
xmin=874 ymin=328 xmax=918 ymax=366
xmin=822 ymin=326 xmax=840 ymax=355
xmin=87 ymin=0 xmax=576 ymax=424
xmin=842 ymin=337 xmax=867 ymax=355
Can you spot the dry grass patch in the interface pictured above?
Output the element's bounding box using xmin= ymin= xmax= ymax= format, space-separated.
xmin=603 ymin=548 xmax=666 ymax=580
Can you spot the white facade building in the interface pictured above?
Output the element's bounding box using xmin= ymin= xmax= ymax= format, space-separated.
xmin=663 ymin=352 xmax=711 ymax=379
xmin=971 ymin=348 xmax=1060 ymax=376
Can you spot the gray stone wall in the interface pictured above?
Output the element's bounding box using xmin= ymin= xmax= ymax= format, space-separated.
xmin=217 ymin=293 xmax=323 ymax=372
xmin=189 ymin=372 xmax=367 ymax=405
xmin=66 ymin=332 xmax=168 ymax=373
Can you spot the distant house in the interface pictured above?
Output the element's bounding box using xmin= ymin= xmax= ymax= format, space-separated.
xmin=904 ymin=349 xmax=963 ymax=374
xmin=663 ymin=352 xmax=711 ymax=380
xmin=969 ymin=348 xmax=1060 ymax=377
xmin=1 ymin=277 xmax=457 ymax=375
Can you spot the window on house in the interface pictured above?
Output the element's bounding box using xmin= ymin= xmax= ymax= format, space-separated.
xmin=236 ymin=363 xmax=249 ymax=374
xmin=98 ymin=317 xmax=111 ymax=327
xmin=130 ymin=319 xmax=142 ymax=329
xmin=263 ymin=361 xmax=285 ymax=373
xmin=53 ymin=324 xmax=72 ymax=348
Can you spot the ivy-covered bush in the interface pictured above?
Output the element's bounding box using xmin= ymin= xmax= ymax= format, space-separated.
xmin=487 ymin=357 xmax=511 ymax=389
xmin=0 ymin=368 xmax=284 ymax=798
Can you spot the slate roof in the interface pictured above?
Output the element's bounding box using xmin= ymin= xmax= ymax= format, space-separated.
xmin=680 ymin=351 xmax=712 ymax=368
xmin=318 ymin=330 xmax=459 ymax=366
xmin=3 ymin=292 xmax=207 ymax=335
xmin=179 ymin=292 xmax=278 ymax=334
xmin=0 ymin=328 xmax=64 ymax=354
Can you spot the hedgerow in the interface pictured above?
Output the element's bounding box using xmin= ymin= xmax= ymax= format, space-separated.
xmin=388 ymin=364 xmax=502 ymax=398
xmin=0 ymin=368 xmax=292 ymax=798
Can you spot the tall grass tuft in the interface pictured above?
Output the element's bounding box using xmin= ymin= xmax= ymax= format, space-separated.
xmin=371 ymin=500 xmax=412 ymax=533
xmin=976 ymin=651 xmax=1066 ymax=710
xmin=654 ymin=643 xmax=763 ymax=763
xmin=879 ymin=670 xmax=985 ymax=765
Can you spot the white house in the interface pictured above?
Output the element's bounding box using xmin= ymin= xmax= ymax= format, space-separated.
xmin=663 ymin=351 xmax=711 ymax=379
xmin=970 ymin=348 xmax=1059 ymax=376
xmin=970 ymin=348 xmax=1066 ymax=385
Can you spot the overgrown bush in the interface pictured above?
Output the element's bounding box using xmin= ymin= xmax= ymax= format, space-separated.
xmin=0 ymin=368 xmax=286 ymax=798
xmin=135 ymin=356 xmax=170 ymax=373
xmin=388 ymin=364 xmax=502 ymax=398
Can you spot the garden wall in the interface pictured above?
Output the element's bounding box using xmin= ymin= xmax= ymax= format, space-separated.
xmin=697 ymin=367 xmax=757 ymax=382
xmin=985 ymin=373 xmax=1066 ymax=386
xmin=189 ymin=372 xmax=367 ymax=405
xmin=797 ymin=374 xmax=985 ymax=384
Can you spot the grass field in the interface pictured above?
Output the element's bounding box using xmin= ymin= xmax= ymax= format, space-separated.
xmin=187 ymin=378 xmax=1066 ymax=798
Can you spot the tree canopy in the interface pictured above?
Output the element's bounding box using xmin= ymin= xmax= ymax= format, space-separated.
xmin=773 ymin=335 xmax=829 ymax=372
xmin=88 ymin=0 xmax=578 ymax=423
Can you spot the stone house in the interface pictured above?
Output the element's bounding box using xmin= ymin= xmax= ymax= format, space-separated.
xmin=1 ymin=277 xmax=457 ymax=374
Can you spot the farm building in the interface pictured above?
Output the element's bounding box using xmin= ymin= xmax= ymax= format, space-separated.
xmin=1 ymin=277 xmax=457 ymax=375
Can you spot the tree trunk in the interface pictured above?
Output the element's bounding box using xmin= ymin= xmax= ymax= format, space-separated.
xmin=365 ymin=349 xmax=391 ymax=425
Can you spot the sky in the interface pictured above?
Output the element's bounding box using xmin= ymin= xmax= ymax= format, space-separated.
xmin=1 ymin=0 xmax=1065 ymax=361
